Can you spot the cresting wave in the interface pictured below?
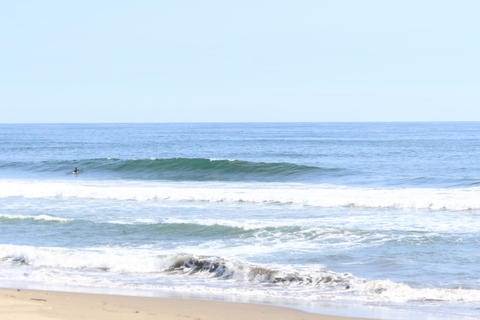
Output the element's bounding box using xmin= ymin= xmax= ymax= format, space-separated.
xmin=2 ymin=180 xmax=480 ymax=211
xmin=1 ymin=244 xmax=480 ymax=304
xmin=2 ymin=216 xmax=474 ymax=246
xmin=0 ymin=158 xmax=342 ymax=182
xmin=0 ymin=214 xmax=71 ymax=223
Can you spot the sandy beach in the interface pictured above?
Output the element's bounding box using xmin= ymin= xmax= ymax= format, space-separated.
xmin=0 ymin=288 xmax=373 ymax=320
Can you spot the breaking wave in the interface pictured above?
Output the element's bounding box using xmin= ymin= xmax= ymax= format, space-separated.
xmin=2 ymin=180 xmax=480 ymax=211
xmin=0 ymin=214 xmax=71 ymax=223
xmin=0 ymin=158 xmax=343 ymax=182
xmin=1 ymin=244 xmax=480 ymax=304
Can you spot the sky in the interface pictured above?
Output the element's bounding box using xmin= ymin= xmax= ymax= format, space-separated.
xmin=0 ymin=1 xmax=479 ymax=123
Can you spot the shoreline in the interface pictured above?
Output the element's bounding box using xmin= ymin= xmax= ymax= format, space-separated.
xmin=0 ymin=287 xmax=374 ymax=320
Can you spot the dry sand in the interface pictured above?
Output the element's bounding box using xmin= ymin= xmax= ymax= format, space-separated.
xmin=0 ymin=288 xmax=374 ymax=320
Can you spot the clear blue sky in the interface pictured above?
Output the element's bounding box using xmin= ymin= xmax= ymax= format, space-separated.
xmin=1 ymin=1 xmax=479 ymax=122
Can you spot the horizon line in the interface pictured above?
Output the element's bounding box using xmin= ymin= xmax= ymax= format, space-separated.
xmin=1 ymin=120 xmax=480 ymax=125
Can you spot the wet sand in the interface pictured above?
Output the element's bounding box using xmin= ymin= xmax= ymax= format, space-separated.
xmin=0 ymin=288 xmax=374 ymax=320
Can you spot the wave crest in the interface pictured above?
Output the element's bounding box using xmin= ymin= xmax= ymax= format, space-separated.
xmin=3 ymin=180 xmax=480 ymax=211
xmin=0 ymin=158 xmax=342 ymax=182
xmin=0 ymin=214 xmax=71 ymax=223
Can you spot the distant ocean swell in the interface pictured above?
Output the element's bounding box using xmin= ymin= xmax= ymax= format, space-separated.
xmin=2 ymin=244 xmax=480 ymax=304
xmin=3 ymin=180 xmax=480 ymax=211
xmin=0 ymin=158 xmax=343 ymax=181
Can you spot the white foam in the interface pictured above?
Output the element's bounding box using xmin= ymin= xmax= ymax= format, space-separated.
xmin=0 ymin=213 xmax=71 ymax=222
xmin=351 ymin=279 xmax=480 ymax=303
xmin=208 ymin=158 xmax=236 ymax=162
xmin=1 ymin=244 xmax=480 ymax=304
xmin=2 ymin=179 xmax=480 ymax=211
xmin=0 ymin=244 xmax=167 ymax=273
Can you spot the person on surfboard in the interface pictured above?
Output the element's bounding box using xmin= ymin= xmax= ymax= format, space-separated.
xmin=72 ymin=167 xmax=80 ymax=174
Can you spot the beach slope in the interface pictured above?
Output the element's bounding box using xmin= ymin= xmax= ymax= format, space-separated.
xmin=0 ymin=288 xmax=372 ymax=320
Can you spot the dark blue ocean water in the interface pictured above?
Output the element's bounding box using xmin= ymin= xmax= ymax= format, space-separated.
xmin=0 ymin=123 xmax=479 ymax=319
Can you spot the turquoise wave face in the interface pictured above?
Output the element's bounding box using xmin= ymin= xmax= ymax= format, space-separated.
xmin=0 ymin=158 xmax=344 ymax=182
xmin=1 ymin=122 xmax=480 ymax=187
xmin=1 ymin=215 xmax=470 ymax=248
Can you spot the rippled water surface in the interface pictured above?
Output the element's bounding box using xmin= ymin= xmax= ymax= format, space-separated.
xmin=1 ymin=123 xmax=479 ymax=319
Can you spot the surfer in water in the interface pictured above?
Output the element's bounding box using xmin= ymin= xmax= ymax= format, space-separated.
xmin=72 ymin=167 xmax=80 ymax=174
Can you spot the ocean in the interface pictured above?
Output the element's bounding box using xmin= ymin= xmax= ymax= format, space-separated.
xmin=0 ymin=122 xmax=479 ymax=319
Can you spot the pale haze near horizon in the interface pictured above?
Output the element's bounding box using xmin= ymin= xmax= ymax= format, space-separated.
xmin=0 ymin=1 xmax=479 ymax=123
